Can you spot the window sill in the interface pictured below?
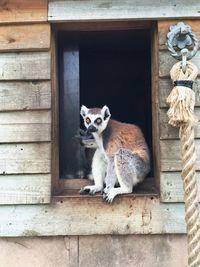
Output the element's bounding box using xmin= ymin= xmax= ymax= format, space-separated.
xmin=54 ymin=177 xmax=158 ymax=201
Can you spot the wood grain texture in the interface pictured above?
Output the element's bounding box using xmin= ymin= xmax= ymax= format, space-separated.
xmin=0 ymin=196 xmax=188 ymax=236
xmin=159 ymin=78 xmax=200 ymax=108
xmin=0 ymin=81 xmax=51 ymax=111
xmin=160 ymin=172 xmax=200 ymax=202
xmin=0 ymin=111 xmax=51 ymax=142
xmin=151 ymin=23 xmax=161 ymax=189
xmin=0 ymin=0 xmax=48 ymax=23
xmin=0 ymin=143 xmax=51 ymax=174
xmin=0 ymin=174 xmax=51 ymax=204
xmin=0 ymin=52 xmax=50 ymax=80
xmin=0 ymin=24 xmax=50 ymax=52
xmin=159 ymin=50 xmax=200 ymax=78
xmin=159 ymin=108 xmax=200 ymax=139
xmin=48 ymin=0 xmax=200 ymax=21
xmin=160 ymin=139 xmax=200 ymax=171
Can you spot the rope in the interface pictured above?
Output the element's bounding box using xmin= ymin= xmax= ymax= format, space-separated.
xmin=166 ymin=61 xmax=200 ymax=267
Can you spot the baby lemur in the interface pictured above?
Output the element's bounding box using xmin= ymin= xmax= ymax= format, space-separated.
xmin=80 ymin=105 xmax=150 ymax=203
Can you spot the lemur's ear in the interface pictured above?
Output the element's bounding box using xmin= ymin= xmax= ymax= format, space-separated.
xmin=80 ymin=105 xmax=89 ymax=118
xmin=101 ymin=105 xmax=111 ymax=120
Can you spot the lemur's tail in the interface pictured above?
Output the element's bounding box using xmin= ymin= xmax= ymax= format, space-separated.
xmin=114 ymin=148 xmax=150 ymax=186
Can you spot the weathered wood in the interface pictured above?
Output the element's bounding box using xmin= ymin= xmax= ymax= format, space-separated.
xmin=0 ymin=143 xmax=51 ymax=174
xmin=0 ymin=52 xmax=50 ymax=80
xmin=51 ymin=28 xmax=60 ymax=194
xmin=159 ymin=50 xmax=200 ymax=78
xmin=160 ymin=108 xmax=200 ymax=139
xmin=56 ymin=21 xmax=152 ymax=31
xmin=0 ymin=174 xmax=51 ymax=204
xmin=0 ymin=111 xmax=51 ymax=142
xmin=151 ymin=22 xmax=160 ymax=189
xmin=0 ymin=81 xmax=51 ymax=111
xmin=48 ymin=0 xmax=200 ymax=21
xmin=0 ymin=24 xmax=50 ymax=52
xmin=158 ymin=20 xmax=200 ymax=50
xmin=160 ymin=172 xmax=200 ymax=202
xmin=159 ymin=78 xmax=200 ymax=108
xmin=160 ymin=139 xmax=200 ymax=171
xmin=0 ymin=0 xmax=48 ymax=23
xmin=0 ymin=196 xmax=187 ymax=236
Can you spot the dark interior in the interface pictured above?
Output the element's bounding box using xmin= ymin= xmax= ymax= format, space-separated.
xmin=58 ymin=29 xmax=152 ymax=179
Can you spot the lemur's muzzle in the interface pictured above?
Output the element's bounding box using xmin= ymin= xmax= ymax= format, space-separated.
xmin=87 ymin=125 xmax=97 ymax=133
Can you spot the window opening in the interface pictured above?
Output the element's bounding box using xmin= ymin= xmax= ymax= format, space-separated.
xmin=58 ymin=29 xmax=153 ymax=184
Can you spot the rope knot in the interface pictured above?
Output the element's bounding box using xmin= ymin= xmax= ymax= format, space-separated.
xmin=166 ymin=61 xmax=198 ymax=127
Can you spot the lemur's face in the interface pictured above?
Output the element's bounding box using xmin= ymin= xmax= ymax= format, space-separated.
xmin=80 ymin=105 xmax=111 ymax=135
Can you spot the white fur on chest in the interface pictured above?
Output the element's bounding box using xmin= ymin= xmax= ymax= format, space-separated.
xmin=92 ymin=133 xmax=107 ymax=160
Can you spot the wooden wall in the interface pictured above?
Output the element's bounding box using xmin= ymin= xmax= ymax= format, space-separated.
xmin=0 ymin=0 xmax=51 ymax=204
xmin=0 ymin=0 xmax=200 ymax=237
xmin=158 ymin=20 xmax=200 ymax=202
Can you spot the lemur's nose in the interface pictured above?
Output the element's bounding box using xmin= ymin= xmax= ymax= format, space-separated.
xmin=87 ymin=125 xmax=97 ymax=133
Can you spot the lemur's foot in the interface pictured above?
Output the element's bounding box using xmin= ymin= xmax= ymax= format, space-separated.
xmin=79 ymin=185 xmax=103 ymax=195
xmin=103 ymin=188 xmax=118 ymax=203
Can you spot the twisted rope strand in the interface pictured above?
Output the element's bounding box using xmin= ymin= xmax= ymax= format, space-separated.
xmin=167 ymin=61 xmax=200 ymax=267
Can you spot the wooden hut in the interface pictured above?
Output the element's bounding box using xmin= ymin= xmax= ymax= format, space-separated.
xmin=0 ymin=1 xmax=199 ymax=266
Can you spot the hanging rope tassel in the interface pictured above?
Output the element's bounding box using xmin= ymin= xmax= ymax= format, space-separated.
xmin=167 ymin=61 xmax=200 ymax=267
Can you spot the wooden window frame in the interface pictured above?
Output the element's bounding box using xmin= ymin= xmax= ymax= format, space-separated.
xmin=51 ymin=20 xmax=160 ymax=198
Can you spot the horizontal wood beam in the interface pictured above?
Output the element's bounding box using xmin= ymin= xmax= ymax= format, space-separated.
xmin=0 ymin=52 xmax=50 ymax=80
xmin=0 ymin=111 xmax=51 ymax=143
xmin=0 ymin=143 xmax=51 ymax=174
xmin=160 ymin=139 xmax=200 ymax=171
xmin=0 ymin=0 xmax=48 ymax=24
xmin=48 ymin=1 xmax=200 ymax=21
xmin=0 ymin=24 xmax=50 ymax=52
xmin=0 ymin=174 xmax=51 ymax=204
xmin=159 ymin=108 xmax=200 ymax=139
xmin=0 ymin=81 xmax=51 ymax=111
xmin=159 ymin=50 xmax=200 ymax=78
xmin=160 ymin=172 xmax=200 ymax=202
xmin=0 ymin=196 xmax=187 ymax=236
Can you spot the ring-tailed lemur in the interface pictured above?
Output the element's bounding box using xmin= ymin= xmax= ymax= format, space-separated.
xmin=80 ymin=105 xmax=150 ymax=203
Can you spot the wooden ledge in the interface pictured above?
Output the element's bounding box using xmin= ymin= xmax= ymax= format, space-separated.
xmin=54 ymin=177 xmax=158 ymax=202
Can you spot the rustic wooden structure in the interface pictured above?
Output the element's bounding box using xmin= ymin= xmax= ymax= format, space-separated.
xmin=0 ymin=1 xmax=200 ymax=244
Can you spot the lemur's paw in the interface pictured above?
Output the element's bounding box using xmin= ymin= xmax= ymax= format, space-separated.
xmin=79 ymin=185 xmax=103 ymax=195
xmin=103 ymin=188 xmax=118 ymax=203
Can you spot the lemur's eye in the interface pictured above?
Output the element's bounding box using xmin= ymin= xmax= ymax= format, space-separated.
xmin=95 ymin=118 xmax=102 ymax=125
xmin=85 ymin=117 xmax=91 ymax=124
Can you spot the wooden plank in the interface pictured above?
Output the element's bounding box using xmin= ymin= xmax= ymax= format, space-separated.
xmin=48 ymin=0 xmax=200 ymax=21
xmin=0 ymin=52 xmax=50 ymax=80
xmin=160 ymin=108 xmax=200 ymax=139
xmin=0 ymin=24 xmax=50 ymax=52
xmin=0 ymin=143 xmax=51 ymax=174
xmin=158 ymin=20 xmax=200 ymax=50
xmin=0 ymin=174 xmax=51 ymax=204
xmin=159 ymin=78 xmax=200 ymax=108
xmin=160 ymin=172 xmax=200 ymax=202
xmin=160 ymin=139 xmax=200 ymax=171
xmin=56 ymin=21 xmax=152 ymax=31
xmin=159 ymin=50 xmax=200 ymax=78
xmin=0 ymin=81 xmax=51 ymax=111
xmin=0 ymin=111 xmax=51 ymax=142
xmin=151 ymin=23 xmax=160 ymax=189
xmin=0 ymin=197 xmax=187 ymax=236
xmin=0 ymin=0 xmax=48 ymax=23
